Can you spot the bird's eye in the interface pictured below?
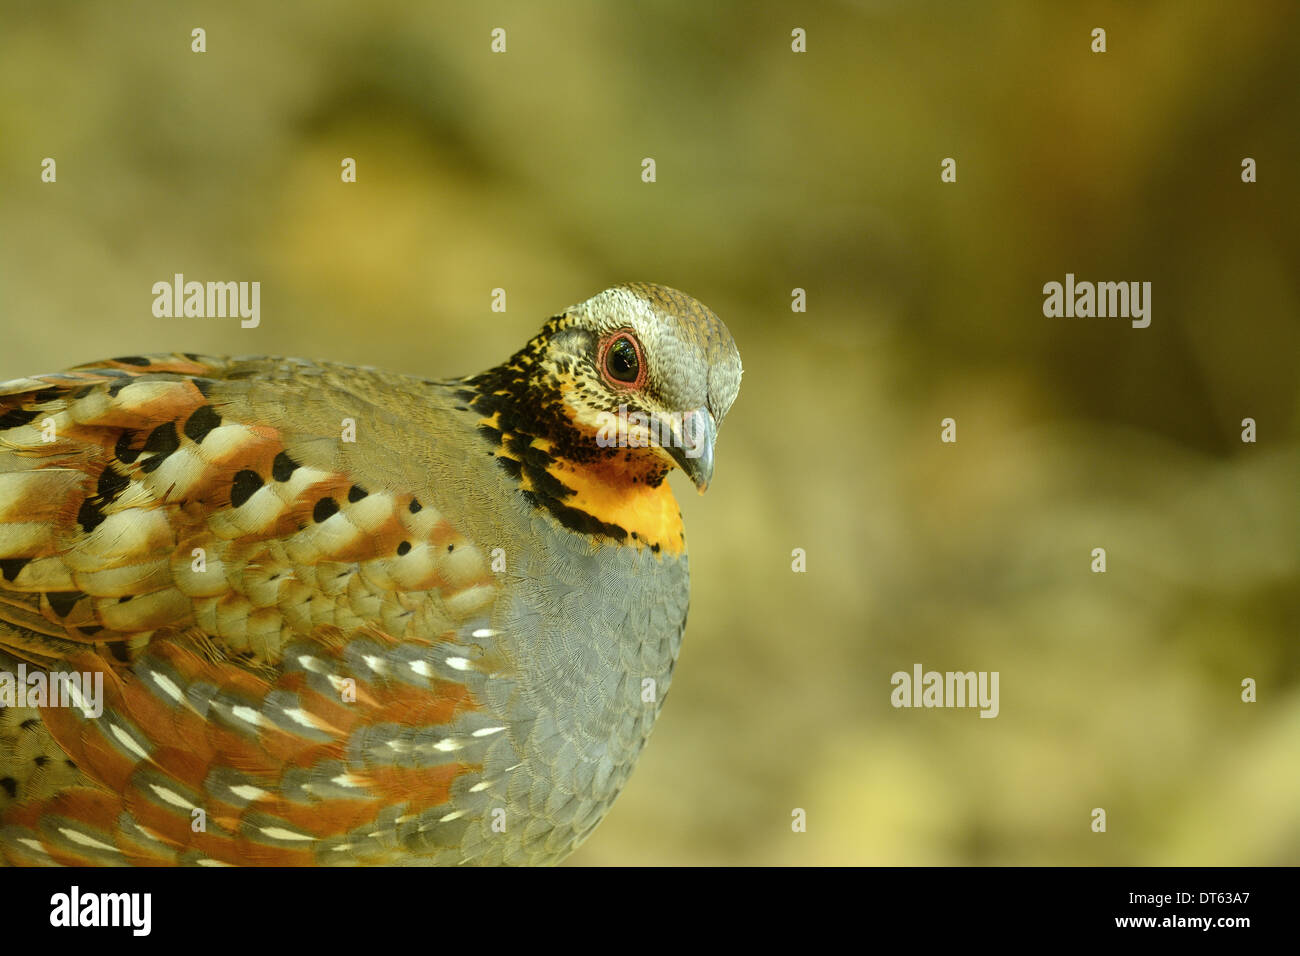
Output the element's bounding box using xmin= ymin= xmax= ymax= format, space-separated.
xmin=603 ymin=334 xmax=642 ymax=385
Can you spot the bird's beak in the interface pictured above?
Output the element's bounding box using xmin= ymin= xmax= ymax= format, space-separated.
xmin=667 ymin=407 xmax=716 ymax=494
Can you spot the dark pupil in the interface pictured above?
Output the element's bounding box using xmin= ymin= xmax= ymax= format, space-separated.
xmin=607 ymin=338 xmax=639 ymax=382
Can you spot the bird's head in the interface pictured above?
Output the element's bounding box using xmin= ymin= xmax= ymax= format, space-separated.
xmin=466 ymin=283 xmax=741 ymax=549
xmin=538 ymin=282 xmax=741 ymax=492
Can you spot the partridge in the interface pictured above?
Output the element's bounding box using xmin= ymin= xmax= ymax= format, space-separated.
xmin=0 ymin=282 xmax=741 ymax=866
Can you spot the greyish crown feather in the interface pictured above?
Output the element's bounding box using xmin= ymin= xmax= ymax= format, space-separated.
xmin=567 ymin=282 xmax=743 ymax=425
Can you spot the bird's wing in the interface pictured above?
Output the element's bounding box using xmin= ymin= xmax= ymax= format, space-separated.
xmin=0 ymin=354 xmax=514 ymax=865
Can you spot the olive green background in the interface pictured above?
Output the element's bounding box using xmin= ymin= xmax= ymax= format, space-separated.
xmin=1 ymin=1 xmax=1297 ymax=864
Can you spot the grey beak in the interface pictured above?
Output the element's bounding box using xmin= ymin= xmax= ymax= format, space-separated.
xmin=668 ymin=408 xmax=716 ymax=493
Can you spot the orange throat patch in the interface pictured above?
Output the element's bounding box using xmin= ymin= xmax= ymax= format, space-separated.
xmin=481 ymin=408 xmax=686 ymax=557
xmin=545 ymin=454 xmax=685 ymax=556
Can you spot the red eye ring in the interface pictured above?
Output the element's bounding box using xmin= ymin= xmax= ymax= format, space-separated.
xmin=598 ymin=330 xmax=646 ymax=390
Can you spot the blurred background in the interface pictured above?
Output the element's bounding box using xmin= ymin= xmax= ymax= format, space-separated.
xmin=1 ymin=0 xmax=1297 ymax=864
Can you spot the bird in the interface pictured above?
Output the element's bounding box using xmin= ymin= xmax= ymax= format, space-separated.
xmin=0 ymin=282 xmax=741 ymax=865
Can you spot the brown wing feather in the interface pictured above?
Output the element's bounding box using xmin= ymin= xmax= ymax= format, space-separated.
xmin=0 ymin=354 xmax=512 ymax=864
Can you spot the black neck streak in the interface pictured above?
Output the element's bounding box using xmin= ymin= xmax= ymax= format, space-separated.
xmin=462 ymin=319 xmax=667 ymax=543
